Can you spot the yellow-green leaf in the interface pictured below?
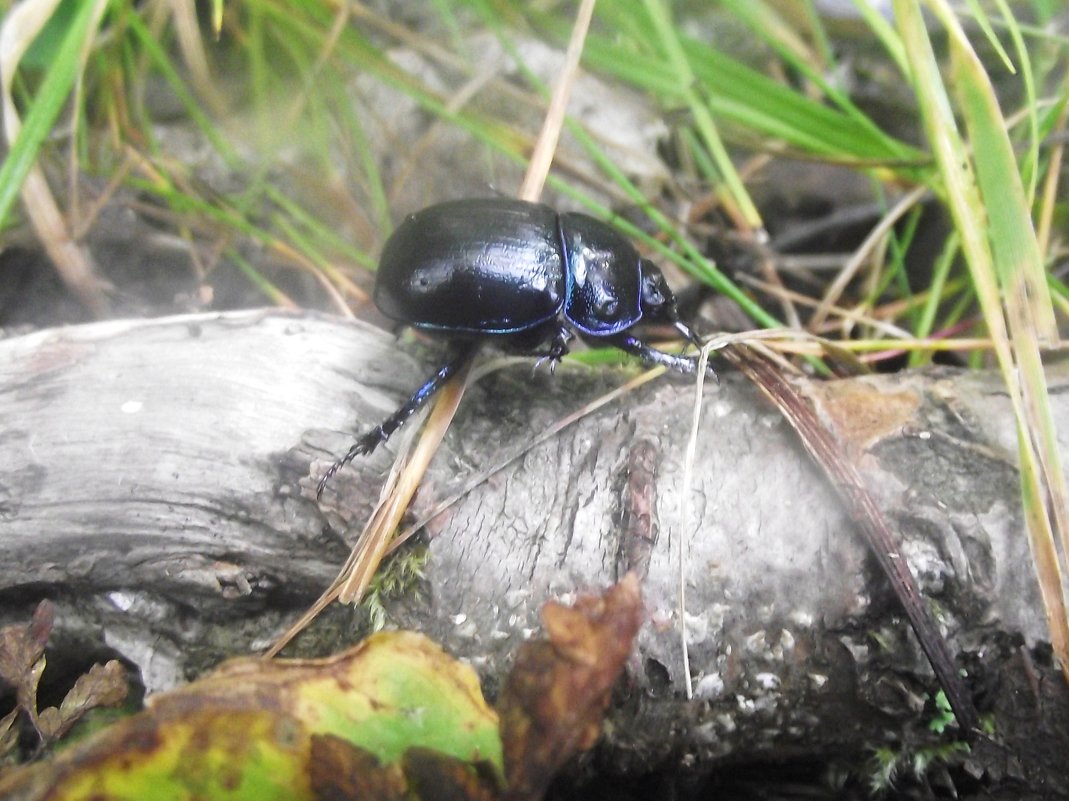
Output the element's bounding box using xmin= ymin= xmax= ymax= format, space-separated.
xmin=0 ymin=632 xmax=503 ymax=801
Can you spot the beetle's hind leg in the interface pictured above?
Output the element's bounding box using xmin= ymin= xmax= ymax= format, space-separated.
xmin=606 ymin=334 xmax=718 ymax=381
xmin=317 ymin=340 xmax=479 ymax=498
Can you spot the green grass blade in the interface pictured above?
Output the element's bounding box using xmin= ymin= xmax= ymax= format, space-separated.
xmin=122 ymin=9 xmax=238 ymax=167
xmin=945 ymin=12 xmax=1054 ymax=341
xmin=641 ymin=0 xmax=761 ymax=228
xmin=894 ymin=0 xmax=1069 ymax=680
xmin=0 ymin=0 xmax=106 ymax=229
xmin=565 ymin=4 xmax=925 ymax=169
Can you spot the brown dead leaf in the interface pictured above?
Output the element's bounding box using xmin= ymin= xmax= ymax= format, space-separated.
xmin=0 ymin=603 xmax=129 ymax=757
xmin=37 ymin=660 xmax=129 ymax=741
xmin=0 ymin=601 xmax=56 ymax=736
xmin=0 ymin=600 xmax=54 ymax=687
xmin=498 ymin=574 xmax=643 ymax=801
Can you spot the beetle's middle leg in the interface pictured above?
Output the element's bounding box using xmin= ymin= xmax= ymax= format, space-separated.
xmin=317 ymin=340 xmax=480 ymax=497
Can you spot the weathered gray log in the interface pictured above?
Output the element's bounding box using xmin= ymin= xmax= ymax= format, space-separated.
xmin=0 ymin=310 xmax=1065 ymax=786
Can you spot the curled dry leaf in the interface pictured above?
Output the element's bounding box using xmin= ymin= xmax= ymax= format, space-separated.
xmin=0 ymin=601 xmax=56 ymax=742
xmin=498 ymin=573 xmax=643 ymax=801
xmin=0 ymin=602 xmax=128 ymax=759
xmin=36 ymin=661 xmax=129 ymax=741
xmin=0 ymin=600 xmax=54 ymax=690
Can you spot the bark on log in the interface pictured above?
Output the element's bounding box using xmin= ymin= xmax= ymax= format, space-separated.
xmin=0 ymin=310 xmax=1065 ymax=787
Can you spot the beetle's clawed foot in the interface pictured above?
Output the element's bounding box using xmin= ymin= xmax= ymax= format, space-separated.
xmin=673 ymin=322 xmax=719 ymax=384
xmin=315 ymin=427 xmax=387 ymax=499
xmin=684 ymin=350 xmax=721 ymax=385
xmin=533 ymin=349 xmax=566 ymax=375
xmin=532 ymin=329 xmax=573 ymax=376
xmin=532 ymin=354 xmax=559 ymax=375
xmin=678 ymin=354 xmax=720 ymax=384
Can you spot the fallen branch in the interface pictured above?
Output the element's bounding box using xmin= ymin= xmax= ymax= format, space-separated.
xmin=0 ymin=310 xmax=1063 ymax=778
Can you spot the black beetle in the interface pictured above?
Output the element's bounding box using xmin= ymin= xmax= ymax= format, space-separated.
xmin=318 ymin=198 xmax=711 ymax=495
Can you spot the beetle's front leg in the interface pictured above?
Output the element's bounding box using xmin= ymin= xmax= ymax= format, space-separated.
xmin=606 ymin=334 xmax=719 ymax=382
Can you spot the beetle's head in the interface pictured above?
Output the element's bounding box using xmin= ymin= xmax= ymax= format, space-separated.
xmin=639 ymin=260 xmax=702 ymax=346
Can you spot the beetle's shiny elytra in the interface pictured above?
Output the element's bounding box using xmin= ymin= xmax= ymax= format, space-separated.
xmin=317 ymin=198 xmax=711 ymax=497
xmin=376 ymin=201 xmax=565 ymax=334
